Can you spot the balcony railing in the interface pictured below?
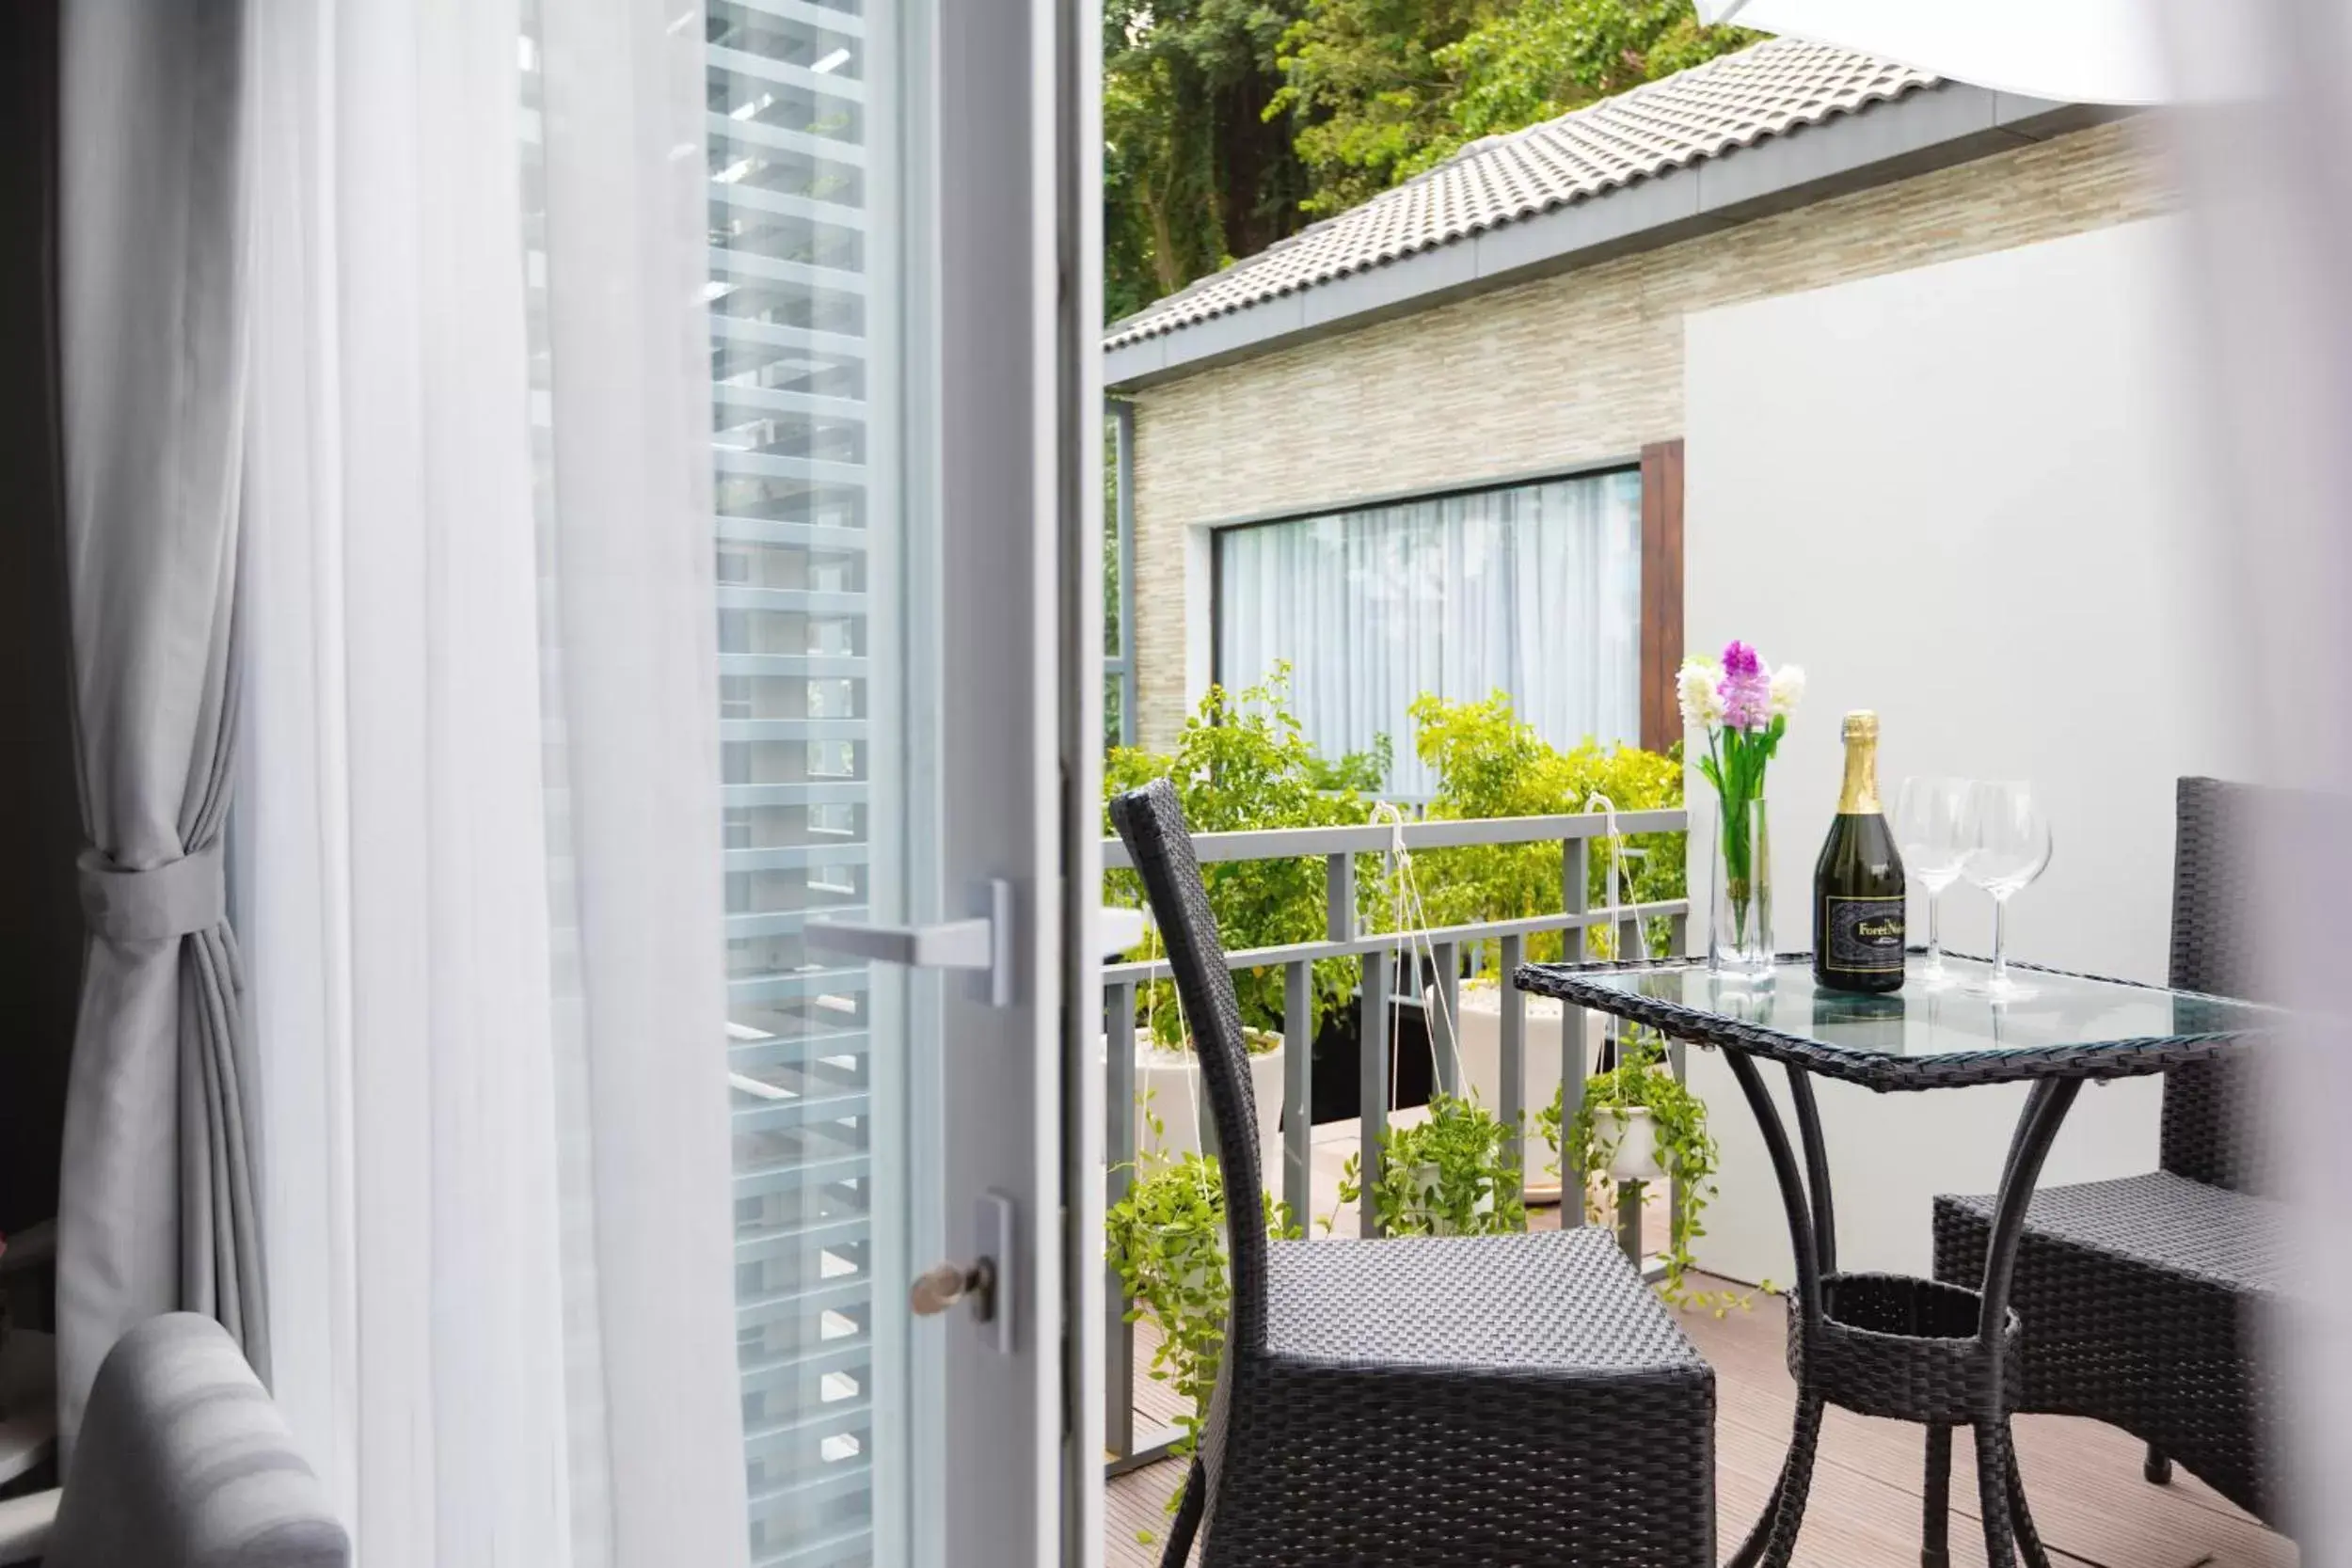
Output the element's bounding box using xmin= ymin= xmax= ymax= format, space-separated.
xmin=1100 ymin=806 xmax=1692 ymax=1472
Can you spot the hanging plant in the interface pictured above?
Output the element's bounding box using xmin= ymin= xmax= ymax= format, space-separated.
xmin=1340 ymin=1092 xmax=1527 ymax=1237
xmin=1104 ymin=1133 xmax=1299 ymax=1529
xmin=1539 ymin=1031 xmax=1750 ymax=1312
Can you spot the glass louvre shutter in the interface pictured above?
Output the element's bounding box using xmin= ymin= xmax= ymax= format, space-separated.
xmin=706 ymin=2 xmax=909 ymax=1563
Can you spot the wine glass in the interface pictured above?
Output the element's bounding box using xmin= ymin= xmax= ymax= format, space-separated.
xmin=1896 ymin=777 xmax=1971 ymax=990
xmin=1960 ymin=781 xmax=2054 ymax=999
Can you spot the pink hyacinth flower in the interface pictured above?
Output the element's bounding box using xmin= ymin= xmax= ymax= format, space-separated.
xmin=1718 ymin=641 xmax=1772 ymax=729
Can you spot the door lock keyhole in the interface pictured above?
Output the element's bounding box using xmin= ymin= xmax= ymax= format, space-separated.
xmin=910 ymin=1259 xmax=996 ymax=1321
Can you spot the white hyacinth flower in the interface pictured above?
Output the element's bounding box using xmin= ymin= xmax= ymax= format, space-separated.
xmin=1769 ymin=663 xmax=1806 ymax=716
xmin=1677 ymin=658 xmax=1723 ymax=731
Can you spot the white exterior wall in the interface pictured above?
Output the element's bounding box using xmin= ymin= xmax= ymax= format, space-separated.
xmin=1678 ymin=216 xmax=2255 ymax=1285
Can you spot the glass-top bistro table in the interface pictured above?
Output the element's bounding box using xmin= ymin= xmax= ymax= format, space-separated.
xmin=1513 ymin=952 xmax=2275 ymax=1568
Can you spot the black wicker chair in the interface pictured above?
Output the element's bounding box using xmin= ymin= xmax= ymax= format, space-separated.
xmin=1110 ymin=778 xmax=1716 ymax=1568
xmin=1929 ymin=777 xmax=2296 ymax=1554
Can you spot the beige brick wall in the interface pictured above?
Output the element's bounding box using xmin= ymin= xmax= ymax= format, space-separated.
xmin=1125 ymin=118 xmax=2178 ymax=751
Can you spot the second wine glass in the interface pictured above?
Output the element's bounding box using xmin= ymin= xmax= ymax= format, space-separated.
xmin=1961 ymin=780 xmax=2054 ymax=1000
xmin=1895 ymin=776 xmax=1971 ymax=990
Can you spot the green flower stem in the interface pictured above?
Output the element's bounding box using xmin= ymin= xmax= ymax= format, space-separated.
xmin=1696 ymin=716 xmax=1784 ymax=951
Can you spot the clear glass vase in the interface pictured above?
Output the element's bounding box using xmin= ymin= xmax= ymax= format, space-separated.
xmin=1708 ymin=795 xmax=1774 ymax=982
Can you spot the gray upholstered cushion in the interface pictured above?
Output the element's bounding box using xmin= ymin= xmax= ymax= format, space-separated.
xmin=44 ymin=1314 xmax=345 ymax=1568
xmin=0 ymin=1489 xmax=60 ymax=1565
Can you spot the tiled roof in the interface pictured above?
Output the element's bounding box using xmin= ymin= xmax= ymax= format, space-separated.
xmin=1104 ymin=38 xmax=1939 ymax=349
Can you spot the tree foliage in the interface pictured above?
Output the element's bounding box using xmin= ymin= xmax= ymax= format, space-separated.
xmin=1266 ymin=0 xmax=1491 ymax=214
xmin=1101 ymin=0 xmax=1760 ymax=322
xmin=1103 ymin=0 xmax=1311 ymax=323
xmin=1274 ymin=0 xmax=1760 ymax=212
xmin=1435 ymin=0 xmax=1761 ymax=152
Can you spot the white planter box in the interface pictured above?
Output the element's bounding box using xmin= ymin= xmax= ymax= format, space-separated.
xmin=1436 ymin=981 xmax=1608 ymax=1117
xmin=1115 ymin=1030 xmax=1286 ymax=1180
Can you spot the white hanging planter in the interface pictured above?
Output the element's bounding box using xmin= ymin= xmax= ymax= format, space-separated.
xmin=1115 ymin=1028 xmax=1286 ymax=1179
xmin=1592 ymin=1105 xmax=1670 ymax=1185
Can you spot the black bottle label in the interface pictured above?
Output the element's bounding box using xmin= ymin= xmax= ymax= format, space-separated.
xmin=1824 ymin=895 xmax=1905 ymax=973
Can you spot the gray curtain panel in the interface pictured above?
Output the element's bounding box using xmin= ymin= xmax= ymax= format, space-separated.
xmin=54 ymin=0 xmax=265 ymax=1451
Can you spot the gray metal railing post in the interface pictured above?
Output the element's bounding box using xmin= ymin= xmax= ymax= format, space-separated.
xmin=1498 ymin=932 xmax=1526 ymax=1205
xmin=1327 ymin=852 xmax=1354 ymax=942
xmin=1359 ymin=950 xmax=1390 ymax=1238
xmin=1282 ymin=959 xmax=1312 ymax=1225
xmin=1664 ymin=1026 xmax=1687 ymax=1277
xmin=1606 ymin=831 xmax=1644 ymax=1260
xmin=1560 ymin=831 xmax=1590 ymax=1139
xmin=1665 ymin=908 xmax=1690 ymax=1278
xmin=1617 ymin=1179 xmax=1645 ymax=1264
xmin=1560 ymin=995 xmax=1588 ymax=1225
xmin=1104 ymin=979 xmax=1137 ymax=1461
xmin=1429 ymin=941 xmax=1459 ymax=1098
xmin=1561 ymin=835 xmax=1589 ymax=958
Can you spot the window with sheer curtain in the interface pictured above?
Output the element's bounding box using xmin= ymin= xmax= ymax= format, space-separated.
xmin=1214 ymin=468 xmax=1645 ymax=798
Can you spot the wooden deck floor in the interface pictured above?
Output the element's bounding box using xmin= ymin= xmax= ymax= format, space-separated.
xmin=1104 ymin=1270 xmax=2296 ymax=1568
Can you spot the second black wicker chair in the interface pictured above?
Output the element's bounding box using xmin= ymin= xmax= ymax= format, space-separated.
xmin=1110 ymin=778 xmax=1716 ymax=1567
xmin=1930 ymin=777 xmax=2298 ymax=1551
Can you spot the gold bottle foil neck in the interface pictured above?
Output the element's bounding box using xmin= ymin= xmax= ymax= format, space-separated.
xmin=1837 ymin=715 xmax=1882 ymax=814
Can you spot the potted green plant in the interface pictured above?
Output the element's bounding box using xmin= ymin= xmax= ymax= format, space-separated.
xmin=1539 ymin=1031 xmax=1743 ymax=1308
xmin=1339 ymin=1092 xmax=1527 ymax=1237
xmin=1104 ymin=1138 xmax=1298 ymax=1528
xmin=1123 ymin=1025 xmax=1286 ymax=1177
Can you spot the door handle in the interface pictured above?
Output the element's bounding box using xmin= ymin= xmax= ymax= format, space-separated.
xmin=806 ymin=878 xmax=1013 ymax=1006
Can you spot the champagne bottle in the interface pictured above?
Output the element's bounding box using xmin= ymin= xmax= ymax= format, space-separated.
xmin=1813 ymin=711 xmax=1906 ymax=993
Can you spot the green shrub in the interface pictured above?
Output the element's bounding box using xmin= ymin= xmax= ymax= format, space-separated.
xmin=1104 ymin=665 xmax=1384 ymax=1046
xmin=1394 ymin=691 xmax=1686 ymax=965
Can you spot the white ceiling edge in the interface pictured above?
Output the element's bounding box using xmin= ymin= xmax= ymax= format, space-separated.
xmin=1698 ymin=0 xmax=2175 ymax=104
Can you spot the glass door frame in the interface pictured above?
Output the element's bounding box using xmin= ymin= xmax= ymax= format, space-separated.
xmin=922 ymin=0 xmax=1103 ymax=1557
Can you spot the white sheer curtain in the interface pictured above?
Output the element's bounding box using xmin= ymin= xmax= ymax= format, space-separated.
xmin=1216 ymin=469 xmax=1644 ymax=796
xmin=236 ymin=2 xmax=747 ymax=1564
xmin=2154 ymin=0 xmax=2352 ymax=1543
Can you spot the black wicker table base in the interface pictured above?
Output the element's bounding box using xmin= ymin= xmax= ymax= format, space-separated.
xmin=1716 ymin=1052 xmax=2077 ymax=1568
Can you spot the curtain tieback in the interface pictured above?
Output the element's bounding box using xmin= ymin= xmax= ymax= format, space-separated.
xmin=76 ymin=841 xmax=226 ymax=942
